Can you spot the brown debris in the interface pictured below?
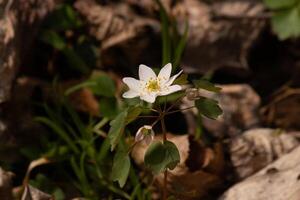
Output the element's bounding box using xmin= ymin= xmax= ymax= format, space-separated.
xmin=220 ymin=145 xmax=300 ymax=200
xmin=182 ymin=84 xmax=261 ymax=138
xmin=21 ymin=185 xmax=53 ymax=200
xmin=0 ymin=167 xmax=14 ymax=200
xmin=131 ymin=134 xmax=225 ymax=199
xmin=176 ymin=0 xmax=266 ymax=74
xmin=0 ymin=0 xmax=56 ymax=103
xmin=229 ymin=128 xmax=299 ymax=179
xmin=261 ymin=86 xmax=300 ymax=130
xmin=69 ymin=88 xmax=100 ymax=116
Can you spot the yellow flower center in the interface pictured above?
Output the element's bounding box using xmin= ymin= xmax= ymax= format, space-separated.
xmin=146 ymin=79 xmax=160 ymax=92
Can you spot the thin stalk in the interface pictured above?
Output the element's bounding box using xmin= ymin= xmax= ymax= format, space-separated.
xmin=165 ymin=106 xmax=196 ymax=115
xmin=160 ymin=113 xmax=167 ymax=200
xmin=137 ymin=115 xmax=158 ymax=118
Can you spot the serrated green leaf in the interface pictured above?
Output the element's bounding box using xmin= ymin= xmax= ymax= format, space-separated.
xmin=263 ymin=0 xmax=297 ymax=9
xmin=193 ymin=79 xmax=221 ymax=93
xmin=195 ymin=97 xmax=222 ymax=119
xmin=112 ymin=150 xmax=131 ymax=188
xmin=126 ymin=106 xmax=142 ymax=124
xmin=108 ymin=110 xmax=127 ymax=151
xmin=144 ymin=141 xmax=180 ymax=174
xmin=89 ymin=74 xmax=116 ymax=97
xmin=271 ymin=8 xmax=300 ymax=40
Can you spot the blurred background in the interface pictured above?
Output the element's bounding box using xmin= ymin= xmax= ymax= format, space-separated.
xmin=1 ymin=0 xmax=300 ymax=199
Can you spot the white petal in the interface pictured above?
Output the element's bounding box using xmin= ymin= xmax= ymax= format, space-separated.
xmin=139 ymin=64 xmax=156 ymax=81
xmin=140 ymin=93 xmax=156 ymax=103
xmin=135 ymin=127 xmax=145 ymax=142
xmin=158 ymin=63 xmax=172 ymax=83
xmin=123 ymin=77 xmax=141 ymax=91
xmin=122 ymin=90 xmax=139 ymax=98
xmin=144 ymin=133 xmax=154 ymax=145
xmin=159 ymin=85 xmax=182 ymax=96
xmin=166 ymin=70 xmax=183 ymax=86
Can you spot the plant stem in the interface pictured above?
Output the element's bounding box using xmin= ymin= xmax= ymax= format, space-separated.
xmin=160 ymin=113 xmax=168 ymax=200
xmin=165 ymin=106 xmax=196 ymax=115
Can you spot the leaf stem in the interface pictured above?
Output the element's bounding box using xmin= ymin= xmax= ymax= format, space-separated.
xmin=160 ymin=110 xmax=167 ymax=200
xmin=165 ymin=106 xmax=196 ymax=115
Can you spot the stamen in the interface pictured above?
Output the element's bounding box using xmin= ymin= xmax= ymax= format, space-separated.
xmin=146 ymin=78 xmax=160 ymax=92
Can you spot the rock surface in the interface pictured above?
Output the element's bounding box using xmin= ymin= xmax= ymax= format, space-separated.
xmin=229 ymin=128 xmax=299 ymax=179
xmin=0 ymin=167 xmax=14 ymax=200
xmin=220 ymin=145 xmax=300 ymax=200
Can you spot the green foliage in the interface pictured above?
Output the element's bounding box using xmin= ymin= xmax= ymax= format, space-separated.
xmin=29 ymin=174 xmax=65 ymax=200
xmin=193 ymin=79 xmax=221 ymax=93
xmin=99 ymin=97 xmax=119 ymax=119
xmin=144 ymin=141 xmax=180 ymax=174
xmin=112 ymin=150 xmax=131 ymax=188
xmin=264 ymin=0 xmax=300 ymax=40
xmin=43 ymin=4 xmax=82 ymax=31
xmin=108 ymin=106 xmax=142 ymax=151
xmin=108 ymin=110 xmax=128 ymax=151
xmin=39 ymin=4 xmax=97 ymax=76
xmin=89 ymin=74 xmax=116 ymax=97
xmin=195 ymin=97 xmax=223 ymax=120
xmin=264 ymin=0 xmax=297 ymax=9
xmin=65 ymin=73 xmax=116 ymax=97
xmin=156 ymin=0 xmax=189 ymax=71
xmin=41 ymin=31 xmax=66 ymax=50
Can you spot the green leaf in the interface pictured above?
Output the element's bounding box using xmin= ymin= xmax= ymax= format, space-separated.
xmin=40 ymin=31 xmax=66 ymax=50
xmin=62 ymin=47 xmax=90 ymax=74
xmin=112 ymin=150 xmax=131 ymax=188
xmin=126 ymin=106 xmax=142 ymax=124
xmin=156 ymin=0 xmax=171 ymax=65
xmin=173 ymin=20 xmax=188 ymax=70
xmin=193 ymin=79 xmax=221 ymax=93
xmin=144 ymin=141 xmax=180 ymax=174
xmin=108 ymin=110 xmax=127 ymax=151
xmin=173 ymin=74 xmax=188 ymax=85
xmin=99 ymin=97 xmax=119 ymax=119
xmin=195 ymin=97 xmax=223 ymax=120
xmin=271 ymin=7 xmax=300 ymax=40
xmin=35 ymin=117 xmax=79 ymax=153
xmin=44 ymin=5 xmax=82 ymax=31
xmin=89 ymin=74 xmax=116 ymax=97
xmin=263 ymin=0 xmax=297 ymax=9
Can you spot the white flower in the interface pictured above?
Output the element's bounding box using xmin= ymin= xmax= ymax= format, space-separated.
xmin=122 ymin=63 xmax=183 ymax=103
xmin=135 ymin=125 xmax=154 ymax=145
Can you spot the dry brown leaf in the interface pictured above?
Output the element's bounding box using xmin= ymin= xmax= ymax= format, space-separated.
xmin=176 ymin=0 xmax=266 ymax=74
xmin=0 ymin=167 xmax=14 ymax=200
xmin=229 ymin=128 xmax=299 ymax=179
xmin=69 ymin=88 xmax=100 ymax=116
xmin=182 ymin=84 xmax=261 ymax=138
xmin=221 ymin=146 xmax=300 ymax=200
xmin=132 ymin=134 xmax=225 ymax=199
xmin=21 ymin=185 xmax=53 ymax=200
xmin=23 ymin=157 xmax=51 ymax=185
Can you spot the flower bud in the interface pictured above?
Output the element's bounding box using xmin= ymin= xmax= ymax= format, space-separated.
xmin=186 ymin=88 xmax=200 ymax=101
xmin=135 ymin=125 xmax=154 ymax=145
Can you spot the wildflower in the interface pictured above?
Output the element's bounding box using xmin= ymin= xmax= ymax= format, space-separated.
xmin=122 ymin=63 xmax=183 ymax=103
xmin=135 ymin=125 xmax=155 ymax=145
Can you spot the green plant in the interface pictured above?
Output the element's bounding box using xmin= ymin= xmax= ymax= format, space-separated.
xmin=32 ymin=1 xmax=222 ymax=199
xmin=264 ymin=0 xmax=300 ymax=40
